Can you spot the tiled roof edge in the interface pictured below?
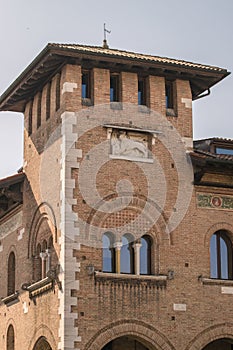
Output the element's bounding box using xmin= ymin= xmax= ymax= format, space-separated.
xmin=47 ymin=42 xmax=228 ymax=72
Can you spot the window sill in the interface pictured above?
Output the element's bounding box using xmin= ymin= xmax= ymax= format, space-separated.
xmin=26 ymin=277 xmax=54 ymax=298
xmin=82 ymin=98 xmax=93 ymax=107
xmin=95 ymin=271 xmax=167 ymax=288
xmin=1 ymin=292 xmax=19 ymax=306
xmin=110 ymin=102 xmax=123 ymax=110
xmin=138 ymin=105 xmax=150 ymax=114
xmin=166 ymin=108 xmax=177 ymax=117
xmin=201 ymin=277 xmax=233 ymax=286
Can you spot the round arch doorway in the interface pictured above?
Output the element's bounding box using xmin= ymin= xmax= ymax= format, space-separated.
xmin=202 ymin=338 xmax=233 ymax=350
xmin=102 ymin=335 xmax=151 ymax=350
xmin=33 ymin=337 xmax=52 ymax=350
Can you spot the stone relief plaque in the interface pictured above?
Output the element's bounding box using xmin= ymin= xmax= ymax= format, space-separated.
xmin=110 ymin=129 xmax=152 ymax=162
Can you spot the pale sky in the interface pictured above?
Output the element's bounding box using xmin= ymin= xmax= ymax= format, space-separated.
xmin=0 ymin=0 xmax=232 ymax=179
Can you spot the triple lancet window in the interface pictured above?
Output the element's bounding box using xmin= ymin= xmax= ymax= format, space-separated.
xmin=210 ymin=230 xmax=233 ymax=280
xmin=102 ymin=232 xmax=152 ymax=275
xmin=35 ymin=236 xmax=53 ymax=281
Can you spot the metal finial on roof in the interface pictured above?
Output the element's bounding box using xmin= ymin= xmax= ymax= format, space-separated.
xmin=103 ymin=23 xmax=111 ymax=48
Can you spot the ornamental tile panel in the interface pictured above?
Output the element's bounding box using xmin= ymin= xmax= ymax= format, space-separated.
xmin=197 ymin=193 xmax=233 ymax=210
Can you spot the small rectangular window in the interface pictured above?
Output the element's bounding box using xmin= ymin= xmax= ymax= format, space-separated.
xmin=138 ymin=78 xmax=146 ymax=105
xmin=56 ymin=73 xmax=61 ymax=111
xmin=165 ymin=80 xmax=174 ymax=109
xmin=46 ymin=82 xmax=51 ymax=120
xmin=37 ymin=91 xmax=42 ymax=129
xmin=28 ymin=100 xmax=33 ymax=135
xmin=110 ymin=75 xmax=119 ymax=102
xmin=82 ymin=70 xmax=91 ymax=99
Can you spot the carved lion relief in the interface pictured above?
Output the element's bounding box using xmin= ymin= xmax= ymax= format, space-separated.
xmin=109 ymin=129 xmax=152 ymax=162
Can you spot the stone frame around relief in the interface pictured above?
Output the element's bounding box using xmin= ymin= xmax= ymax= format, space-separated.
xmin=105 ymin=124 xmax=161 ymax=163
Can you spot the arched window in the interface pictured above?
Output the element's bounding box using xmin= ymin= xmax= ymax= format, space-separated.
xmin=7 ymin=252 xmax=16 ymax=296
xmin=102 ymin=232 xmax=115 ymax=273
xmin=7 ymin=325 xmax=14 ymax=350
xmin=121 ymin=234 xmax=134 ymax=274
xmin=140 ymin=235 xmax=152 ymax=275
xmin=33 ymin=337 xmax=52 ymax=350
xmin=210 ymin=230 xmax=233 ymax=279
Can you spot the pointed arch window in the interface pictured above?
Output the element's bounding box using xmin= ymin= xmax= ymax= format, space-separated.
xmin=7 ymin=325 xmax=15 ymax=350
xmin=120 ymin=234 xmax=134 ymax=274
xmin=102 ymin=232 xmax=115 ymax=272
xmin=210 ymin=230 xmax=233 ymax=279
xmin=7 ymin=252 xmax=16 ymax=296
xmin=33 ymin=337 xmax=52 ymax=350
xmin=140 ymin=235 xmax=152 ymax=275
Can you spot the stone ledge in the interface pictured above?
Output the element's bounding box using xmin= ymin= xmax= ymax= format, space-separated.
xmin=27 ymin=277 xmax=54 ymax=298
xmin=95 ymin=271 xmax=167 ymax=288
xmin=201 ymin=277 xmax=233 ymax=286
xmin=109 ymin=154 xmax=153 ymax=163
xmin=1 ymin=291 xmax=19 ymax=305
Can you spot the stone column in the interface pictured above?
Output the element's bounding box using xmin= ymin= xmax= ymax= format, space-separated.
xmin=133 ymin=242 xmax=142 ymax=275
xmin=46 ymin=249 xmax=51 ymax=273
xmin=113 ymin=242 xmax=122 ymax=274
xmin=40 ymin=252 xmax=47 ymax=279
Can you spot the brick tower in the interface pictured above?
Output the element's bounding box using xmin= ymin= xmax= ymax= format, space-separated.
xmin=0 ymin=43 xmax=233 ymax=350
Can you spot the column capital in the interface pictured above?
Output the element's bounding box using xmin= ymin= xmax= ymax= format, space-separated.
xmin=113 ymin=242 xmax=122 ymax=250
xmin=133 ymin=242 xmax=142 ymax=249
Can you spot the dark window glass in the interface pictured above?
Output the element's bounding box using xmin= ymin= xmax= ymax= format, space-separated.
xmin=138 ymin=78 xmax=146 ymax=105
xmin=7 ymin=252 xmax=16 ymax=296
xmin=140 ymin=235 xmax=152 ymax=275
xmin=210 ymin=234 xmax=217 ymax=278
xmin=56 ymin=73 xmax=61 ymax=111
xmin=7 ymin=325 xmax=14 ymax=350
xmin=165 ymin=81 xmax=173 ymax=109
xmin=33 ymin=337 xmax=52 ymax=350
xmin=46 ymin=81 xmax=51 ymax=120
xmin=35 ymin=243 xmax=42 ymax=281
xmin=102 ymin=233 xmax=115 ymax=272
xmin=102 ymin=341 xmax=113 ymax=350
xmin=110 ymin=75 xmax=119 ymax=102
xmin=216 ymin=147 xmax=233 ymax=155
xmin=210 ymin=230 xmax=232 ymax=279
xmin=37 ymin=91 xmax=42 ymax=128
xmin=120 ymin=234 xmax=134 ymax=274
xmin=82 ymin=71 xmax=90 ymax=99
xmin=28 ymin=100 xmax=33 ymax=135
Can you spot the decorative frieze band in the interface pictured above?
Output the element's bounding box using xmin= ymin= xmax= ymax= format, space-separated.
xmin=197 ymin=193 xmax=233 ymax=211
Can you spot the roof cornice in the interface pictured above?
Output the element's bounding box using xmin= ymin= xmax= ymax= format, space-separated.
xmin=0 ymin=43 xmax=230 ymax=112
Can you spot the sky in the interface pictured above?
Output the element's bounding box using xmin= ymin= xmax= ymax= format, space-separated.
xmin=0 ymin=0 xmax=232 ymax=179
